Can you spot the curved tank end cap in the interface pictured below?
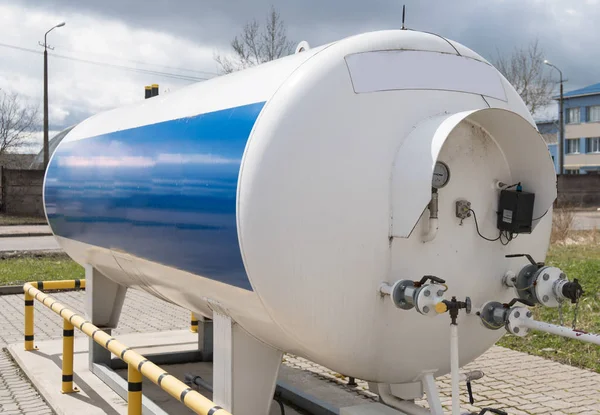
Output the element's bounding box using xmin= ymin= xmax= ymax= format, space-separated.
xmin=391 ymin=108 xmax=556 ymax=238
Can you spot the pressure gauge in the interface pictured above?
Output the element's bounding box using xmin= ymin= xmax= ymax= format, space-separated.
xmin=432 ymin=161 xmax=450 ymax=189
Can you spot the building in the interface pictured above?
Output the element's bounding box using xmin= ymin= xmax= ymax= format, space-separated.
xmin=536 ymin=118 xmax=559 ymax=172
xmin=556 ymin=82 xmax=600 ymax=174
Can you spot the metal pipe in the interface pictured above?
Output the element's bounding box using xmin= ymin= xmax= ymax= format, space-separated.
xmin=450 ymin=324 xmax=461 ymax=415
xmin=423 ymin=190 xmax=439 ymax=242
xmin=61 ymin=319 xmax=77 ymax=394
xmin=185 ymin=373 xmax=213 ymax=393
xmin=128 ymin=364 xmax=143 ymax=415
xmin=521 ymin=319 xmax=600 ymax=345
xmin=377 ymin=384 xmax=432 ymax=415
xmin=379 ymin=283 xmax=393 ymax=296
xmin=23 ymin=282 xmax=230 ymax=415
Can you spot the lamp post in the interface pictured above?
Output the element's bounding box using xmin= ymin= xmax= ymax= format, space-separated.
xmin=42 ymin=22 xmax=66 ymax=169
xmin=544 ymin=59 xmax=564 ymax=176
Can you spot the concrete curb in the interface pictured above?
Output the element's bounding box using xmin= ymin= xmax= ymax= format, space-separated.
xmin=0 ymin=285 xmax=24 ymax=295
xmin=0 ymin=232 xmax=53 ymax=238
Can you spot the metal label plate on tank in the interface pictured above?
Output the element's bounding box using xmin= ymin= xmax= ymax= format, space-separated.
xmin=344 ymin=50 xmax=507 ymax=101
xmin=44 ymin=102 xmax=266 ymax=291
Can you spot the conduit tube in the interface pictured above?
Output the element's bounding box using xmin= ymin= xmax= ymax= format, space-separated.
xmin=423 ymin=190 xmax=439 ymax=242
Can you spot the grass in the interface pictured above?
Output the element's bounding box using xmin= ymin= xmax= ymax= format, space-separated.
xmin=497 ymin=243 xmax=600 ymax=372
xmin=0 ymin=252 xmax=83 ymax=286
xmin=0 ymin=214 xmax=47 ymax=226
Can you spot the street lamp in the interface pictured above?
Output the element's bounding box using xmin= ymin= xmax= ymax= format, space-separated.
xmin=41 ymin=22 xmax=66 ymax=169
xmin=544 ymin=59 xmax=564 ymax=176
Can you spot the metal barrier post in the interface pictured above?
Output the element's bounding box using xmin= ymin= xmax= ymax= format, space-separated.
xmin=61 ymin=319 xmax=78 ymax=393
xmin=190 ymin=313 xmax=198 ymax=333
xmin=128 ymin=363 xmax=143 ymax=415
xmin=24 ymin=291 xmax=35 ymax=350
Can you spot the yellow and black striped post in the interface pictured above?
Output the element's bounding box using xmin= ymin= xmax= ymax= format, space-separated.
xmin=23 ymin=282 xmax=231 ymax=415
xmin=190 ymin=313 xmax=198 ymax=333
xmin=24 ymin=290 xmax=35 ymax=350
xmin=61 ymin=319 xmax=78 ymax=393
xmin=128 ymin=363 xmax=143 ymax=415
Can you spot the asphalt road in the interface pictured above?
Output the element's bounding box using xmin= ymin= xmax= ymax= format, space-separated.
xmin=572 ymin=211 xmax=600 ymax=231
xmin=0 ymin=236 xmax=60 ymax=252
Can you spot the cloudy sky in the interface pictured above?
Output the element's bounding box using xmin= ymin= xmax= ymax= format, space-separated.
xmin=1 ymin=0 xmax=598 ymax=152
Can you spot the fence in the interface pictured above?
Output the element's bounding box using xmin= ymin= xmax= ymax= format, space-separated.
xmin=24 ymin=280 xmax=230 ymax=415
xmin=557 ymin=174 xmax=600 ymax=208
xmin=0 ymin=168 xmax=45 ymax=216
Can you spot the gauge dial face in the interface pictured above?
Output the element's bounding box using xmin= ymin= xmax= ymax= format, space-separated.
xmin=432 ymin=161 xmax=450 ymax=189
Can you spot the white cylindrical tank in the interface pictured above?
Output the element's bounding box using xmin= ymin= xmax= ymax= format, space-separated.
xmin=44 ymin=29 xmax=556 ymax=385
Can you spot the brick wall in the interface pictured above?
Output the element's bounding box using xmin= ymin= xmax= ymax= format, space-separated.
xmin=0 ymin=168 xmax=45 ymax=216
xmin=557 ymin=174 xmax=600 ymax=207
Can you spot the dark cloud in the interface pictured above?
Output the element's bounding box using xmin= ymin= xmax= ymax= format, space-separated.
xmin=21 ymin=0 xmax=600 ymax=91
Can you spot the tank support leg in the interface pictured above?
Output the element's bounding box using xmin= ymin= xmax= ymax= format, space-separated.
xmin=212 ymin=310 xmax=283 ymax=415
xmin=197 ymin=316 xmax=213 ymax=361
xmin=420 ymin=372 xmax=444 ymax=415
xmin=85 ymin=264 xmax=127 ymax=369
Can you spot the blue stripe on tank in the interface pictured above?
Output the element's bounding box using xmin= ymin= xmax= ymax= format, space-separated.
xmin=44 ymin=102 xmax=266 ymax=290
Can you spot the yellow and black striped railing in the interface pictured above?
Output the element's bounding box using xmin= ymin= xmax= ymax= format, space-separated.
xmin=24 ymin=281 xmax=231 ymax=415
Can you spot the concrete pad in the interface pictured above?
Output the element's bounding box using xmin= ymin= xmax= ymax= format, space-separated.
xmin=340 ymin=403 xmax=407 ymax=415
xmin=8 ymin=330 xmax=373 ymax=415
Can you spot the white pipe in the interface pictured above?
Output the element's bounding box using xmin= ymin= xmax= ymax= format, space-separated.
xmin=423 ymin=191 xmax=439 ymax=242
xmin=423 ymin=217 xmax=439 ymax=242
xmin=379 ymin=283 xmax=393 ymax=296
xmin=450 ymin=324 xmax=461 ymax=415
xmin=377 ymin=384 xmax=432 ymax=415
xmin=521 ymin=319 xmax=600 ymax=345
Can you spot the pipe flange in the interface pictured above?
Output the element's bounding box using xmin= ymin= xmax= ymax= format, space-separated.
xmin=479 ymin=301 xmax=506 ymax=330
xmin=534 ymin=266 xmax=565 ymax=308
xmin=506 ymin=307 xmax=531 ymax=337
xmin=391 ymin=280 xmax=416 ymax=310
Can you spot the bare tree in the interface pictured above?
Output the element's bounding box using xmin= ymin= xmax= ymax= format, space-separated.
xmin=215 ymin=6 xmax=295 ymax=74
xmin=0 ymin=90 xmax=39 ymax=156
xmin=493 ymin=40 xmax=554 ymax=116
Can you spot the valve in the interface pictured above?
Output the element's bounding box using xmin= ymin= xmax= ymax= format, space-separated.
xmin=478 ymin=298 xmax=533 ymax=331
xmin=462 ymin=370 xmax=484 ymax=405
xmin=440 ymin=296 xmax=472 ymax=324
xmin=380 ymin=275 xmax=448 ymax=317
xmin=504 ymin=254 xmax=583 ymax=307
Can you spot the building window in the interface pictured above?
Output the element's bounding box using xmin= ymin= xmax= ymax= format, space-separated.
xmin=567 ymin=107 xmax=581 ymax=124
xmin=565 ymin=169 xmax=580 ymax=175
xmin=590 ymin=106 xmax=600 ymax=122
xmin=587 ymin=137 xmax=600 ymax=153
xmin=566 ymin=138 xmax=580 ymax=154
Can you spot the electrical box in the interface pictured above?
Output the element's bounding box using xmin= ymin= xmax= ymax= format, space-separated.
xmin=497 ymin=189 xmax=535 ymax=234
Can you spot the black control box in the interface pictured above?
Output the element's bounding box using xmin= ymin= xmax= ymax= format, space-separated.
xmin=497 ymin=189 xmax=535 ymax=234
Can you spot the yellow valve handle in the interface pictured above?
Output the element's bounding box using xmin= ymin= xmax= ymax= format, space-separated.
xmin=435 ymin=302 xmax=448 ymax=314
